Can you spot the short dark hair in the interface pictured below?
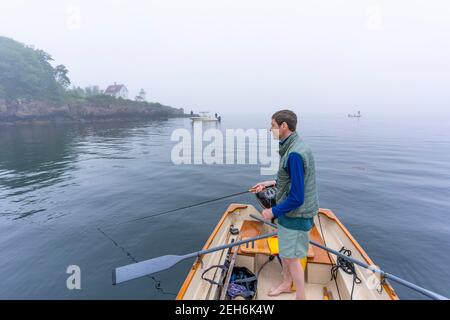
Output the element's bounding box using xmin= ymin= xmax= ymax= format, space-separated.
xmin=272 ymin=109 xmax=297 ymax=131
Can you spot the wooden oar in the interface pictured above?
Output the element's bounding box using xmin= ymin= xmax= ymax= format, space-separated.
xmin=113 ymin=231 xmax=277 ymax=285
xmin=249 ymin=214 xmax=449 ymax=301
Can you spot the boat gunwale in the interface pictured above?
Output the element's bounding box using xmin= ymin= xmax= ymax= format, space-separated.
xmin=317 ymin=208 xmax=398 ymax=300
xmin=176 ymin=204 xmax=247 ymax=300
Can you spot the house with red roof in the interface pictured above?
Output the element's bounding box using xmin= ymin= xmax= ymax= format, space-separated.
xmin=104 ymin=82 xmax=129 ymax=99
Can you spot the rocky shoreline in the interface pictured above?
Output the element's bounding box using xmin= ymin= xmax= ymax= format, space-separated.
xmin=0 ymin=99 xmax=189 ymax=125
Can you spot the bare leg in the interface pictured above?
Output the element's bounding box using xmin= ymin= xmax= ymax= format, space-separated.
xmin=268 ymin=258 xmax=294 ymax=296
xmin=287 ymin=258 xmax=306 ymax=300
xmin=281 ymin=258 xmax=293 ymax=285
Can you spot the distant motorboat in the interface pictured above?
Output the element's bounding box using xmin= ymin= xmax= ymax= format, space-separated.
xmin=348 ymin=111 xmax=362 ymax=118
xmin=190 ymin=111 xmax=221 ymax=122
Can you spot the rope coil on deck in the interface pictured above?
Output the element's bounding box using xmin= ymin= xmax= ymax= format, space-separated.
xmin=330 ymin=247 xmax=362 ymax=300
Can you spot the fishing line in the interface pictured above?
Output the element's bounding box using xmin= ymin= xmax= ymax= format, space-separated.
xmin=97 ymin=190 xmax=251 ymax=297
xmin=98 ymin=227 xmax=177 ymax=297
xmin=100 ymin=190 xmax=251 ymax=229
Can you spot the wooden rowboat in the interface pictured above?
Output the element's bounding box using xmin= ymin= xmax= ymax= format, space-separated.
xmin=176 ymin=204 xmax=399 ymax=300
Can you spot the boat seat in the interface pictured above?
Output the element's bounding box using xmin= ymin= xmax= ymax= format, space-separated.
xmin=238 ymin=220 xmax=314 ymax=259
xmin=238 ymin=220 xmax=332 ymax=265
xmin=239 ymin=220 xmax=262 ymax=240
xmin=308 ymin=225 xmax=333 ymax=265
xmin=240 ymin=237 xmax=272 ymax=256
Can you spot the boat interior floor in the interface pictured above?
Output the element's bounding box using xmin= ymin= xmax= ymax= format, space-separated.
xmin=255 ymin=256 xmax=339 ymax=300
xmin=233 ymin=219 xmax=339 ymax=300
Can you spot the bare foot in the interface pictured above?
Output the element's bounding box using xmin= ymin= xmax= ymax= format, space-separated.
xmin=268 ymin=283 xmax=293 ymax=296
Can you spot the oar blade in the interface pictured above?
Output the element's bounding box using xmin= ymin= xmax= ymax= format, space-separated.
xmin=113 ymin=255 xmax=183 ymax=285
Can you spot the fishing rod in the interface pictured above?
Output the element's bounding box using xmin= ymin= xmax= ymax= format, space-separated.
xmin=99 ymin=190 xmax=256 ymax=293
xmin=113 ymin=231 xmax=277 ymax=285
xmin=249 ymin=214 xmax=449 ymax=301
xmin=100 ymin=189 xmax=253 ymax=229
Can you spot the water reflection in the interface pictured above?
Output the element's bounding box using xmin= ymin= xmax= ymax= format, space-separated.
xmin=0 ymin=120 xmax=173 ymax=220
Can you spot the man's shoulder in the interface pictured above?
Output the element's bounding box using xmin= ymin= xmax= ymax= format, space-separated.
xmin=287 ymin=151 xmax=304 ymax=162
xmin=292 ymin=138 xmax=314 ymax=158
xmin=285 ymin=152 xmax=304 ymax=174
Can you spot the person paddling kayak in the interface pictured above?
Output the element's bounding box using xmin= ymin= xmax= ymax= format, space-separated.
xmin=251 ymin=109 xmax=319 ymax=300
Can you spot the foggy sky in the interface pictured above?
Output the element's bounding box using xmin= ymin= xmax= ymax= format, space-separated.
xmin=1 ymin=0 xmax=449 ymax=116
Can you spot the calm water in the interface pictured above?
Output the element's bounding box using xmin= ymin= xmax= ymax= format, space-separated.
xmin=0 ymin=114 xmax=449 ymax=299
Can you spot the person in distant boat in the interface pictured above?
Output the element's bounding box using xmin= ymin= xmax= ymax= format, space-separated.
xmin=251 ymin=109 xmax=319 ymax=300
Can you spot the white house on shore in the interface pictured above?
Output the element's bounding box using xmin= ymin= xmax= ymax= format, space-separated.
xmin=104 ymin=83 xmax=128 ymax=99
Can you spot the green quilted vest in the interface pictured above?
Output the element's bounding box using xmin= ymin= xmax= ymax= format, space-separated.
xmin=276 ymin=131 xmax=319 ymax=219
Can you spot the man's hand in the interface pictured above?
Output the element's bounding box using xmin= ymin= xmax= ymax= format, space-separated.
xmin=262 ymin=208 xmax=274 ymax=220
xmin=250 ymin=180 xmax=276 ymax=193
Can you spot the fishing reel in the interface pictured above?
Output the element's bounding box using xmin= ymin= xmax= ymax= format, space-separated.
xmin=254 ymin=186 xmax=277 ymax=209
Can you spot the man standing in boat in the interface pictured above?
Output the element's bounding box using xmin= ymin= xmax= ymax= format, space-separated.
xmin=251 ymin=109 xmax=319 ymax=300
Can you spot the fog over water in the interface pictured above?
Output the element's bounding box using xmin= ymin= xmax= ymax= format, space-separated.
xmin=1 ymin=0 xmax=449 ymax=116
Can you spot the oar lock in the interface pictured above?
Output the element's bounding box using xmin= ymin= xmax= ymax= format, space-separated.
xmin=230 ymin=225 xmax=240 ymax=235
